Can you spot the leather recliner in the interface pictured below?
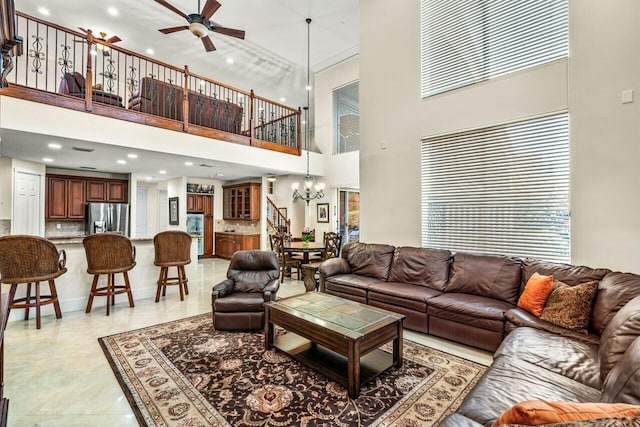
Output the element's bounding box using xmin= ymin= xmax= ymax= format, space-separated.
xmin=211 ymin=250 xmax=280 ymax=330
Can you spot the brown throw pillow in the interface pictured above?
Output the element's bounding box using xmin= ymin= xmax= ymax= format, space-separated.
xmin=540 ymin=280 xmax=599 ymax=334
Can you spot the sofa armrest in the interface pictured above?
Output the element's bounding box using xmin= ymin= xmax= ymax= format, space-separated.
xmin=263 ymin=279 xmax=280 ymax=302
xmin=212 ymin=279 xmax=234 ymax=303
xmin=319 ymin=258 xmax=351 ymax=278
xmin=505 ymin=308 xmax=599 ymax=346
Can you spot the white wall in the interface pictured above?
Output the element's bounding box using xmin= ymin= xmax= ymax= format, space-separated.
xmin=359 ymin=0 xmax=640 ymax=272
xmin=166 ymin=177 xmax=187 ymax=231
xmin=0 ymin=157 xmax=12 ymax=220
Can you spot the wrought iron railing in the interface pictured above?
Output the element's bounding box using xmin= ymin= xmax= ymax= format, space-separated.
xmin=266 ymin=197 xmax=290 ymax=234
xmin=2 ymin=12 xmax=301 ymax=155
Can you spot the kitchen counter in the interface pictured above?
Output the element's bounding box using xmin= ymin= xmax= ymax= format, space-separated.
xmin=46 ymin=234 xmax=200 ymax=245
xmin=215 ymin=231 xmax=260 ymax=236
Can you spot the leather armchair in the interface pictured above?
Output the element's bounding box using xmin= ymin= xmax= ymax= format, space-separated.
xmin=212 ymin=250 xmax=280 ymax=330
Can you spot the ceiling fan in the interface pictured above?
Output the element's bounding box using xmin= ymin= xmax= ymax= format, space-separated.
xmin=77 ymin=28 xmax=122 ymax=56
xmin=155 ymin=0 xmax=245 ymax=53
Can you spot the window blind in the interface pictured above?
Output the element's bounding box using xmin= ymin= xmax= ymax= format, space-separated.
xmin=334 ymin=81 xmax=360 ymax=154
xmin=420 ymin=0 xmax=569 ymax=98
xmin=421 ymin=113 xmax=570 ymax=262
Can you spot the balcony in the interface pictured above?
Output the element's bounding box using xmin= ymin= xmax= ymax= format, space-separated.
xmin=0 ymin=12 xmax=301 ymax=156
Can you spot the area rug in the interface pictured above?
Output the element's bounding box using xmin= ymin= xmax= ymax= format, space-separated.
xmin=99 ymin=314 xmax=486 ymax=427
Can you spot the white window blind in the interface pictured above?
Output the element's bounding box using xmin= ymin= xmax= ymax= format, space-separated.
xmin=334 ymin=81 xmax=360 ymax=154
xmin=421 ymin=113 xmax=570 ymax=262
xmin=420 ymin=0 xmax=569 ymax=98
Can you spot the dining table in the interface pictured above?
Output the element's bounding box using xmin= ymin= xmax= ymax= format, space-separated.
xmin=283 ymin=241 xmax=326 ymax=264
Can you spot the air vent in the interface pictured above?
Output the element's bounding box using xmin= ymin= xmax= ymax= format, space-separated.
xmin=80 ymin=166 xmax=97 ymax=170
xmin=199 ymin=163 xmax=214 ymax=168
xmin=73 ymin=146 xmax=94 ymax=152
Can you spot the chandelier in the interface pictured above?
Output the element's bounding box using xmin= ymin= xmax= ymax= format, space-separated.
xmin=292 ymin=17 xmax=325 ymax=206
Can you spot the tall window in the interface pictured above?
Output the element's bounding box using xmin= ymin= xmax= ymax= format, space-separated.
xmin=420 ymin=0 xmax=569 ymax=98
xmin=334 ymin=81 xmax=360 ymax=154
xmin=421 ymin=113 xmax=570 ymax=262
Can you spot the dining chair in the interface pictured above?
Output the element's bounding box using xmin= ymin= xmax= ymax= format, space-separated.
xmin=269 ymin=233 xmax=301 ymax=283
xmin=0 ymin=235 xmax=66 ymax=329
xmin=301 ymin=233 xmax=343 ymax=291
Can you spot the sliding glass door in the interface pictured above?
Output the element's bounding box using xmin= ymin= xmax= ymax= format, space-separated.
xmin=338 ymin=189 xmax=360 ymax=244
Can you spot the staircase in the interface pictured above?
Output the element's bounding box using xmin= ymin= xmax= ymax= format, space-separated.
xmin=266 ymin=197 xmax=290 ymax=235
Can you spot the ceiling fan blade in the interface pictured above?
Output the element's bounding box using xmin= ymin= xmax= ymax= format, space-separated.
xmin=159 ymin=26 xmax=189 ymax=34
xmin=201 ymin=35 xmax=216 ymax=52
xmin=106 ymin=35 xmax=121 ymax=44
xmin=212 ymin=26 xmax=245 ymax=40
xmin=200 ymin=0 xmax=221 ymax=20
xmin=154 ymin=0 xmax=188 ymax=19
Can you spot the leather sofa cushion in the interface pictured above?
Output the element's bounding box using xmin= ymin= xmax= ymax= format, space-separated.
xmin=456 ymin=356 xmax=601 ymax=426
xmin=187 ymin=91 xmax=243 ymax=134
xmin=368 ymin=282 xmax=441 ymax=313
xmin=447 ymin=253 xmax=522 ymax=305
xmin=213 ymin=293 xmax=264 ymax=312
xmin=342 ymin=242 xmax=395 ymax=280
xmin=592 ymin=272 xmax=640 ymax=334
xmin=324 ymin=274 xmax=382 ymax=291
xmin=521 ymin=258 xmax=610 ymax=293
xmin=601 ymin=336 xmax=640 ymax=405
xmin=505 ymin=308 xmax=600 ymax=346
xmin=387 ymin=246 xmax=451 ymax=291
xmin=598 ymin=295 xmax=640 ymax=381
xmin=495 ymin=327 xmax=601 ymax=389
xmin=428 ymin=293 xmax=513 ymax=327
xmin=438 ymin=414 xmax=483 ymax=427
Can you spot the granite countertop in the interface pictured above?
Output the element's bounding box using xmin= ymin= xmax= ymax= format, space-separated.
xmin=215 ymin=231 xmax=261 ymax=236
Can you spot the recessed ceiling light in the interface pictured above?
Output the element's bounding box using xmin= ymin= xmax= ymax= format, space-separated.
xmin=127 ymin=153 xmax=138 ymax=159
xmin=279 ymin=97 xmax=286 ymax=103
xmin=226 ymin=57 xmax=234 ymax=64
xmin=216 ymin=173 xmax=224 ymax=177
xmin=42 ymin=157 xmax=54 ymax=162
xmin=146 ymin=48 xmax=154 ymax=55
xmin=37 ymin=7 xmax=49 ymax=16
xmin=47 ymin=143 xmax=62 ymax=149
xmin=185 ymin=161 xmax=193 ymax=166
xmin=117 ymin=159 xmax=127 ymax=164
xmin=159 ymin=170 xmax=167 ymax=174
xmin=145 ymin=176 xmax=153 ymax=180
xmin=107 ymin=6 xmax=118 ymax=16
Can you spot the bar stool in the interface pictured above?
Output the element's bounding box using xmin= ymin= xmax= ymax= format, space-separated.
xmin=153 ymin=231 xmax=191 ymax=302
xmin=83 ymin=233 xmax=136 ymax=316
xmin=0 ymin=235 xmax=66 ymax=329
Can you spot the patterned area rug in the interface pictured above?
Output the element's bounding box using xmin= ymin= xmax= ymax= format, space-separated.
xmin=99 ymin=314 xmax=486 ymax=427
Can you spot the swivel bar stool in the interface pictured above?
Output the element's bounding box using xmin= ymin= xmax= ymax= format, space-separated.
xmin=0 ymin=235 xmax=66 ymax=329
xmin=153 ymin=231 xmax=191 ymax=302
xmin=83 ymin=233 xmax=136 ymax=316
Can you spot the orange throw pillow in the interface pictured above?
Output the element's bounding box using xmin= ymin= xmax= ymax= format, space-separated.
xmin=517 ymin=273 xmax=555 ymax=316
xmin=493 ymin=401 xmax=640 ymax=426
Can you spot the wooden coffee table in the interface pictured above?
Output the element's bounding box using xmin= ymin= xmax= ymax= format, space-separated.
xmin=264 ymin=292 xmax=405 ymax=398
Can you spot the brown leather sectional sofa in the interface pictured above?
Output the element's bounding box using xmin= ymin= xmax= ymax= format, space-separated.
xmin=319 ymin=243 xmax=640 ymax=426
xmin=128 ymin=77 xmax=243 ymax=134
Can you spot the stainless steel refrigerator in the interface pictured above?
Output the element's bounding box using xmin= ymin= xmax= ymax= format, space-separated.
xmin=187 ymin=213 xmax=204 ymax=257
xmin=86 ymin=202 xmax=130 ymax=236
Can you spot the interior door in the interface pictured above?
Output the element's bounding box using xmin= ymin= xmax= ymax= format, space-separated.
xmin=136 ymin=187 xmax=148 ymax=238
xmin=14 ymin=171 xmax=42 ymax=235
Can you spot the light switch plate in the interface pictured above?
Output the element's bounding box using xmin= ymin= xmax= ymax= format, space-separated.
xmin=622 ymin=90 xmax=633 ymax=104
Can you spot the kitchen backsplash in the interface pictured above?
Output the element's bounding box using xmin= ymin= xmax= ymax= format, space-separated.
xmin=45 ymin=220 xmax=85 ymax=237
xmin=215 ymin=220 xmax=259 ymax=233
xmin=0 ymin=220 xmax=10 ymax=236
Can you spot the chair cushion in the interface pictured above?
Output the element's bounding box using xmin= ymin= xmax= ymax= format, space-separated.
xmin=495 ymin=327 xmax=601 ymax=389
xmin=214 ymin=293 xmax=264 ymax=312
xmin=428 ymin=293 xmax=513 ymax=332
xmin=592 ymin=272 xmax=640 ymax=334
xmin=598 ymin=295 xmax=640 ymax=381
xmin=505 ymin=308 xmax=600 ymax=345
xmin=387 ymin=246 xmax=451 ymax=291
xmin=342 ymin=242 xmax=395 ymax=280
xmin=457 ymin=356 xmax=601 ymax=426
xmin=368 ymin=282 xmax=441 ymax=313
xmin=447 ymin=253 xmax=522 ymax=305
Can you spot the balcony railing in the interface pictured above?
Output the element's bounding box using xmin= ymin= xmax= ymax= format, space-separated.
xmin=0 ymin=12 xmax=301 ymax=155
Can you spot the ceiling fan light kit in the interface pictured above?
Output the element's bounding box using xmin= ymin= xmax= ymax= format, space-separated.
xmin=189 ymin=21 xmax=208 ymax=38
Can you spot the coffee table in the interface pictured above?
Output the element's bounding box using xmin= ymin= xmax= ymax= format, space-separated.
xmin=264 ymin=292 xmax=405 ymax=398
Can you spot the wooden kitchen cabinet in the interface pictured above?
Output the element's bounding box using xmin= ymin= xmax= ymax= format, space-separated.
xmin=214 ymin=233 xmax=260 ymax=259
xmin=66 ymin=179 xmax=86 ymax=219
xmin=187 ymin=194 xmax=208 ymax=213
xmin=107 ymin=181 xmax=127 ymax=202
xmin=222 ymin=183 xmax=261 ymax=221
xmin=46 ymin=177 xmax=67 ymax=219
xmin=86 ymin=180 xmax=106 ymax=201
xmin=187 ymin=194 xmax=196 ymax=212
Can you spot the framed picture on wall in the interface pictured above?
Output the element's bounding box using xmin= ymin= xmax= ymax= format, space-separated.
xmin=317 ymin=203 xmax=329 ymax=223
xmin=169 ymin=197 xmax=179 ymax=225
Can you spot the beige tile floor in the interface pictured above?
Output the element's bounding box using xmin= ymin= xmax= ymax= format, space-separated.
xmin=4 ymin=258 xmax=492 ymax=427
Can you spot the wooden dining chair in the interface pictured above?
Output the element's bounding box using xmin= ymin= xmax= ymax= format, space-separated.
xmin=301 ymin=233 xmax=343 ymax=291
xmin=269 ymin=233 xmax=301 ymax=283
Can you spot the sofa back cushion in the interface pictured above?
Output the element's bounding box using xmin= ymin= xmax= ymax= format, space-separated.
xmin=592 ymin=272 xmax=640 ymax=334
xmin=387 ymin=247 xmax=451 ymax=291
xmin=447 ymin=253 xmax=522 ymax=305
xmin=228 ymin=250 xmax=280 ymax=293
xmin=342 ymin=242 xmax=395 ymax=281
xmin=187 ymin=91 xmax=243 ymax=133
xmin=521 ymin=259 xmax=610 ymax=293
xmin=601 ymin=336 xmax=640 ymax=405
xmin=598 ymin=295 xmax=640 ymax=381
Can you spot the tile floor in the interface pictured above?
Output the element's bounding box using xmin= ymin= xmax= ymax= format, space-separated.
xmin=4 ymin=258 xmax=492 ymax=427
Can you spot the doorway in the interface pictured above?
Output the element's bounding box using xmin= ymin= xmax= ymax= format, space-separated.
xmin=13 ymin=171 xmax=42 ymax=235
xmin=338 ymin=189 xmax=359 ymax=244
